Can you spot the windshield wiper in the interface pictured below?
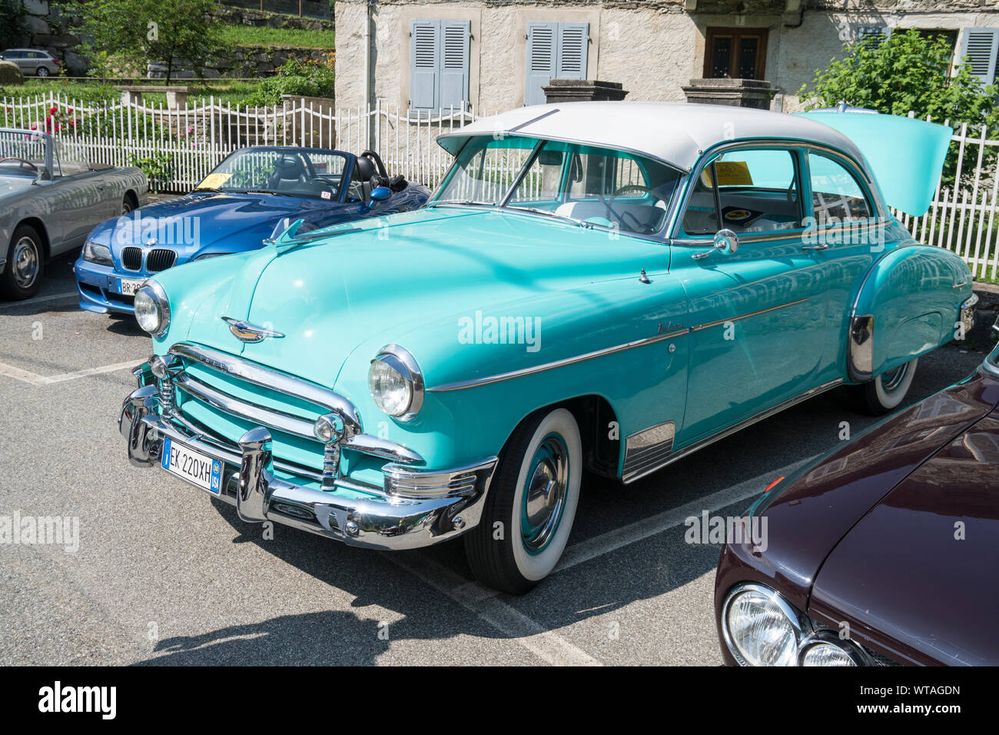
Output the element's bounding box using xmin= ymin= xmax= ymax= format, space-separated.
xmin=242 ymin=189 xmax=299 ymax=197
xmin=505 ymin=206 xmax=589 ymax=228
xmin=429 ymin=199 xmax=496 ymax=208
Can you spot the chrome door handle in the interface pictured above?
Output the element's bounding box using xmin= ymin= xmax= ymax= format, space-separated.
xmin=801 ymin=243 xmax=829 ymax=252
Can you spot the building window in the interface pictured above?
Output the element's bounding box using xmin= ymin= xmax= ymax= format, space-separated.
xmin=958 ymin=28 xmax=999 ymax=85
xmin=704 ymin=27 xmax=768 ymax=80
xmin=410 ymin=19 xmax=471 ymax=114
xmin=524 ymin=22 xmax=589 ymax=106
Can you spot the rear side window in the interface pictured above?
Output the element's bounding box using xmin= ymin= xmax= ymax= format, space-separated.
xmin=681 ymin=149 xmax=801 ymax=235
xmin=807 ymin=153 xmax=872 ymax=223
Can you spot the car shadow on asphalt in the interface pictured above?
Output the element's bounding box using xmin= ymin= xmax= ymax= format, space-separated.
xmin=131 ymin=342 xmax=989 ymax=665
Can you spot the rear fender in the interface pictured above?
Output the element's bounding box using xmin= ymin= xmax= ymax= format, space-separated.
xmin=849 ymin=245 xmax=972 ymax=381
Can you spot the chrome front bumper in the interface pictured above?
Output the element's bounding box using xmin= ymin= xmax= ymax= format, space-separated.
xmin=120 ymin=384 xmax=497 ymax=551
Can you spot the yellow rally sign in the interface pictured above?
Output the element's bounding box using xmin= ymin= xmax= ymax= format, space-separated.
xmin=196 ymin=172 xmax=232 ymax=190
xmin=700 ymin=160 xmax=753 ymax=188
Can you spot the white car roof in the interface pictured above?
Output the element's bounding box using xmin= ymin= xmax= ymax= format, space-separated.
xmin=437 ymin=102 xmax=867 ymax=173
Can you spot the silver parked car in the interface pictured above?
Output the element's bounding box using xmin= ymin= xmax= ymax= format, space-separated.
xmin=0 ymin=48 xmax=61 ymax=77
xmin=0 ymin=128 xmax=147 ymax=299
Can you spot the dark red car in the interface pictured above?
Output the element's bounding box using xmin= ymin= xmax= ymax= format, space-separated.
xmin=715 ymin=347 xmax=999 ymax=666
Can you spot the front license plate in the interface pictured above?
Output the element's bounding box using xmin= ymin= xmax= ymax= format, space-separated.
xmin=161 ymin=437 xmax=224 ymax=495
xmin=118 ymin=277 xmax=145 ymax=296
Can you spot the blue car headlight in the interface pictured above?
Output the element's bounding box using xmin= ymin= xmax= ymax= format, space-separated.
xmin=82 ymin=240 xmax=113 ymax=266
xmin=134 ymin=281 xmax=170 ymax=337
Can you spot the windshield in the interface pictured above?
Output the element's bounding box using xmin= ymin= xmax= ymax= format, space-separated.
xmin=196 ymin=147 xmax=348 ymax=200
xmin=432 ymin=136 xmax=682 ymax=236
xmin=0 ymin=129 xmax=53 ymax=175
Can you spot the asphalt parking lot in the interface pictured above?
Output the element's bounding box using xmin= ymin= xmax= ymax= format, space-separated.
xmin=0 ymin=252 xmax=991 ymax=666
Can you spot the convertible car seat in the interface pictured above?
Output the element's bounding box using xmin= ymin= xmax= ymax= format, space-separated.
xmin=267 ymin=156 xmax=308 ymax=191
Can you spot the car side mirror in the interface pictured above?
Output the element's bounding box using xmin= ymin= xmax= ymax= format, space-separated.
xmin=714 ymin=228 xmax=739 ymax=255
xmin=365 ymin=186 xmax=392 ymax=210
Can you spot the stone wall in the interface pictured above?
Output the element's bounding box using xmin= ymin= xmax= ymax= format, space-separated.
xmin=335 ymin=0 xmax=999 ymax=113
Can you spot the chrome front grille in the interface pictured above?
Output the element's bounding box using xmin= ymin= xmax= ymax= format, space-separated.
xmin=121 ymin=246 xmax=142 ymax=270
xmin=164 ymin=342 xmax=424 ymax=477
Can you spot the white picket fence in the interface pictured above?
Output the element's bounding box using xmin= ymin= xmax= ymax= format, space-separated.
xmin=3 ymin=93 xmax=999 ymax=279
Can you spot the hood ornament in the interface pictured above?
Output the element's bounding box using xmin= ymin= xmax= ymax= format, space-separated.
xmin=222 ymin=316 xmax=285 ymax=343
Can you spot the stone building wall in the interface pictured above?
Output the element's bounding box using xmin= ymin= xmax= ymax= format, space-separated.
xmin=336 ymin=0 xmax=999 ymax=113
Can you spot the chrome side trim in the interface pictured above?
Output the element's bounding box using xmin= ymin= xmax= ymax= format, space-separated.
xmin=428 ymin=329 xmax=688 ymax=392
xmin=689 ymin=298 xmax=808 ymax=333
xmin=621 ymin=378 xmax=843 ymax=484
xmin=169 ymin=342 xmax=362 ymax=430
xmin=429 ymin=297 xmax=808 ymax=392
xmin=622 ymin=421 xmax=675 ymax=483
xmin=346 ymin=434 xmax=423 ymax=464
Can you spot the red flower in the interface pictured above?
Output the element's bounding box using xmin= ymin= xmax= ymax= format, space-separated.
xmin=49 ymin=106 xmax=57 ymax=115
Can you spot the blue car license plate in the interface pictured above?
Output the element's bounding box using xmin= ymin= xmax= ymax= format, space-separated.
xmin=161 ymin=437 xmax=223 ymax=495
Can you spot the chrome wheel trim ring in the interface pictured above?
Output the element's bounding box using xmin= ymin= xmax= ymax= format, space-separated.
xmin=520 ymin=433 xmax=570 ymax=555
xmin=881 ymin=362 xmax=909 ymax=392
xmin=11 ymin=236 xmax=40 ymax=289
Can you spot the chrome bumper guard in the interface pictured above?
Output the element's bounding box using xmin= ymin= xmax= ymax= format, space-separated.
xmin=120 ymin=381 xmax=497 ymax=551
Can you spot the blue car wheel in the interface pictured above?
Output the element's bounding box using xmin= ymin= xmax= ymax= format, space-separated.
xmin=465 ymin=407 xmax=581 ymax=594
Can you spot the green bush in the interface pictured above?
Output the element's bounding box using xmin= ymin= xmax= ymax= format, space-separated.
xmin=239 ymin=55 xmax=335 ymax=106
xmin=0 ymin=61 xmax=24 ymax=86
xmin=130 ymin=152 xmax=175 ymax=190
xmin=799 ymin=29 xmax=999 ymax=184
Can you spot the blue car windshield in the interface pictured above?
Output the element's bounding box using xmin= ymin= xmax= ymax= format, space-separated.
xmin=196 ymin=147 xmax=348 ymax=200
xmin=431 ymin=135 xmax=682 ymax=236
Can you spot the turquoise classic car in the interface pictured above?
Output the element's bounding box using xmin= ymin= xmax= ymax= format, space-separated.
xmin=119 ymin=103 xmax=974 ymax=594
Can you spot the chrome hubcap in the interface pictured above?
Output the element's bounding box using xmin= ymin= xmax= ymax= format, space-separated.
xmin=881 ymin=363 xmax=909 ymax=392
xmin=521 ymin=434 xmax=569 ymax=554
xmin=11 ymin=236 xmax=39 ymax=289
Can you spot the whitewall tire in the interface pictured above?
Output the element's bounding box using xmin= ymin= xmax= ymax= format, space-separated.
xmin=464 ymin=407 xmax=582 ymax=594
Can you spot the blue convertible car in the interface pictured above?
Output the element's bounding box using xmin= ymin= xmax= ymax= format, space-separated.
xmin=75 ymin=146 xmax=428 ymax=314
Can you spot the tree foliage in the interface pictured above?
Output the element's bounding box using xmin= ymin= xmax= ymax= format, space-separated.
xmin=78 ymin=0 xmax=225 ymax=83
xmin=0 ymin=0 xmax=26 ymax=50
xmin=799 ymin=29 xmax=998 ymax=129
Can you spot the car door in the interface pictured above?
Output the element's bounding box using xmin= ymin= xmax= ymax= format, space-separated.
xmin=672 ymin=144 xmax=829 ymax=446
xmin=798 ymin=150 xmax=880 ymax=385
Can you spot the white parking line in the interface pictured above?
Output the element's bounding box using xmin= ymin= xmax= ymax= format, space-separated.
xmin=0 ymin=359 xmax=139 ymax=386
xmin=555 ymin=455 xmax=818 ymax=573
xmin=388 ymin=455 xmax=817 ymax=665
xmin=0 ymin=290 xmax=77 ymax=311
xmin=384 ymin=552 xmax=602 ymax=666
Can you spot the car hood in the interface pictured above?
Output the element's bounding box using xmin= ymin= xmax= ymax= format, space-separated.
xmin=748 ymin=374 xmax=997 ymax=613
xmin=807 ymin=404 xmax=999 ymax=665
xmin=166 ymin=206 xmax=671 ymax=389
xmin=93 ymin=191 xmax=352 ymax=255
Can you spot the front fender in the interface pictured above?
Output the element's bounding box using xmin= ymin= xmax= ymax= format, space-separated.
xmin=849 ymin=243 xmax=972 ymax=381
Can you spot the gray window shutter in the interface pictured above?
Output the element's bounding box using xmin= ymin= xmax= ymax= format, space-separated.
xmin=959 ymin=28 xmax=999 ymax=85
xmin=410 ymin=20 xmax=440 ymax=113
xmin=439 ymin=20 xmax=471 ymax=111
xmin=525 ymin=22 xmax=557 ymax=106
xmin=557 ymin=22 xmax=589 ymax=79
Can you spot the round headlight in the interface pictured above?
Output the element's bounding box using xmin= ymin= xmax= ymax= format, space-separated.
xmin=800 ymin=640 xmax=859 ymax=667
xmin=368 ymin=345 xmax=424 ymax=419
xmin=82 ymin=240 xmax=113 ymax=265
xmin=723 ymin=584 xmax=802 ymax=666
xmin=134 ymin=281 xmax=170 ymax=337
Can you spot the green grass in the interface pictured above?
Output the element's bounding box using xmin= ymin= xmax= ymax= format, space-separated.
xmin=219 ymin=24 xmax=333 ymax=50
